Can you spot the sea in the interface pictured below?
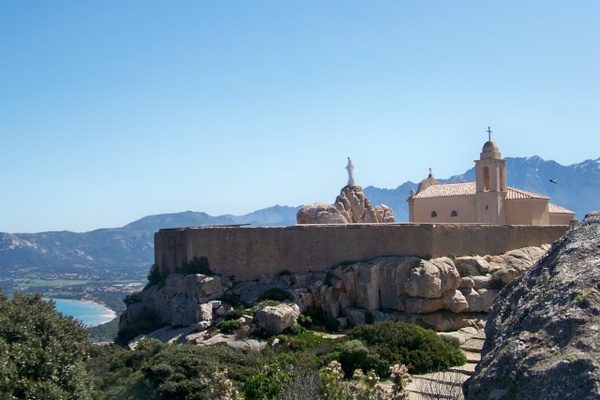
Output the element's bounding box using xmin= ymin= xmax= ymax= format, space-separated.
xmin=49 ymin=298 xmax=117 ymax=327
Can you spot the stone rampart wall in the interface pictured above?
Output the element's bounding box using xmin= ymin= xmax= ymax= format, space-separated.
xmin=154 ymin=224 xmax=570 ymax=281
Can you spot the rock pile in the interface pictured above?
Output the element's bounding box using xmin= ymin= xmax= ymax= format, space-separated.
xmin=464 ymin=212 xmax=600 ymax=399
xmin=296 ymin=185 xmax=394 ymax=224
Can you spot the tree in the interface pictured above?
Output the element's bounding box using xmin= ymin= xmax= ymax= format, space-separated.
xmin=0 ymin=290 xmax=94 ymax=399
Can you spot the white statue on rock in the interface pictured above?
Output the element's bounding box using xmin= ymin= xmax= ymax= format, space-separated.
xmin=346 ymin=157 xmax=355 ymax=186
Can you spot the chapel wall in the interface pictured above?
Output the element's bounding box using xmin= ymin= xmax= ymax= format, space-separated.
xmin=155 ymin=223 xmax=570 ymax=281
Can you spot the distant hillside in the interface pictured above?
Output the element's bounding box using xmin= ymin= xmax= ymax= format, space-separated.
xmin=365 ymin=156 xmax=600 ymax=222
xmin=0 ymin=206 xmax=300 ymax=286
xmin=1 ymin=156 xmax=598 ymax=289
xmin=123 ymin=211 xmax=237 ymax=231
xmin=225 ymin=205 xmax=300 ymax=226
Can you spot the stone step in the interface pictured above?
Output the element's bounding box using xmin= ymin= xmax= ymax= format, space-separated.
xmin=448 ymin=362 xmax=477 ymax=375
xmin=461 ymin=345 xmax=484 ymax=353
xmin=413 ymin=372 xmax=466 ymax=386
xmin=464 ymin=351 xmax=481 ymax=363
xmin=462 ymin=338 xmax=485 ymax=351
xmin=407 ymin=389 xmax=463 ymax=400
xmin=406 ymin=371 xmax=467 ymax=400
xmin=406 ymin=380 xmax=464 ymax=399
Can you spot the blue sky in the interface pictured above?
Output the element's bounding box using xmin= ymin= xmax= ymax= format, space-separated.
xmin=1 ymin=1 xmax=598 ymax=233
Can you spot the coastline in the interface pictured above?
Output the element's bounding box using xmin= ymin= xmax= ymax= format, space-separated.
xmin=46 ymin=298 xmax=117 ymax=327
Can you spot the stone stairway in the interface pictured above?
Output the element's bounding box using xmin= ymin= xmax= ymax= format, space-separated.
xmin=405 ymin=329 xmax=485 ymax=400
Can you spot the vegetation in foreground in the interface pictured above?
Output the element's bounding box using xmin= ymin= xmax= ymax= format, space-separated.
xmin=0 ymin=289 xmax=466 ymax=399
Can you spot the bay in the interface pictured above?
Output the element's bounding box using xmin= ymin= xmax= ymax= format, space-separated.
xmin=49 ymin=298 xmax=116 ymax=327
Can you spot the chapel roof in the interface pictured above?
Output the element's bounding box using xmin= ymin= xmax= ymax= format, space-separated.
xmin=505 ymin=187 xmax=549 ymax=200
xmin=413 ymin=181 xmax=549 ymax=201
xmin=548 ymin=203 xmax=575 ymax=214
xmin=413 ymin=182 xmax=475 ymax=198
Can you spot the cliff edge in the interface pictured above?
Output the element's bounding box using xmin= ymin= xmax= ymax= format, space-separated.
xmin=464 ymin=211 xmax=600 ymax=399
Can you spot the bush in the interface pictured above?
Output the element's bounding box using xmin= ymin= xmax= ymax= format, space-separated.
xmin=0 ymin=291 xmax=94 ymax=399
xmin=347 ymin=321 xmax=466 ymax=375
xmin=302 ymin=307 xmax=340 ymax=332
xmin=123 ymin=291 xmax=142 ymax=306
xmin=226 ymin=307 xmax=250 ymax=320
xmin=219 ymin=319 xmax=243 ymax=334
xmin=456 ymin=263 xmax=481 ymax=277
xmin=490 ymin=273 xmax=507 ymax=290
xmin=141 ymin=344 xmax=242 ymax=399
xmin=221 ymin=292 xmax=245 ymax=308
xmin=147 ymin=264 xmax=162 ymax=286
xmin=297 ymin=313 xmax=313 ymax=328
xmin=441 ymin=334 xmax=462 ymax=350
xmin=326 ymin=339 xmax=389 ymax=378
xmin=243 ymin=363 xmax=290 ymax=400
xmin=277 ymin=330 xmax=329 ymax=352
xmin=258 ymin=287 xmax=294 ymax=302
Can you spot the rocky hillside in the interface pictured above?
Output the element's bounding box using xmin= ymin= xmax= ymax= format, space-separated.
xmin=463 ymin=212 xmax=600 ymax=399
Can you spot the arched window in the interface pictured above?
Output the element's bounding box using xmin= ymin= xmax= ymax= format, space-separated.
xmin=451 ymin=210 xmax=458 ymax=217
xmin=431 ymin=211 xmax=438 ymax=218
xmin=483 ymin=166 xmax=490 ymax=191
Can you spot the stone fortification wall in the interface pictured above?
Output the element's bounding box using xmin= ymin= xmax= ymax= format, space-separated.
xmin=155 ymin=223 xmax=570 ymax=281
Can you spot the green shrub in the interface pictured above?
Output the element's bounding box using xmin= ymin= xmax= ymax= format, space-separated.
xmin=456 ymin=263 xmax=481 ymax=277
xmin=347 ymin=321 xmax=466 ymax=375
xmin=0 ymin=291 xmax=94 ymax=400
xmin=302 ymin=307 xmax=340 ymax=332
xmin=297 ymin=313 xmax=313 ymax=328
xmin=441 ymin=334 xmax=461 ymax=349
xmin=221 ymin=292 xmax=245 ymax=309
xmin=490 ymin=273 xmax=507 ymax=290
xmin=243 ymin=363 xmax=290 ymax=400
xmin=123 ymin=291 xmax=142 ymax=306
xmin=326 ymin=339 xmax=389 ymax=379
xmin=141 ymin=344 xmax=245 ymax=399
xmin=226 ymin=308 xmax=249 ymax=320
xmin=258 ymin=287 xmax=294 ymax=302
xmin=147 ymin=264 xmax=162 ymax=286
xmin=289 ymin=324 xmax=304 ymax=335
xmin=277 ymin=331 xmax=329 ymax=352
xmin=219 ymin=319 xmax=243 ymax=334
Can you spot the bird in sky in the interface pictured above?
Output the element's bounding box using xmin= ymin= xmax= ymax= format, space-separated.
xmin=549 ymin=177 xmax=557 ymax=184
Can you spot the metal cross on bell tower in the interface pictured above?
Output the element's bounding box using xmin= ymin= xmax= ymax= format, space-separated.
xmin=487 ymin=126 xmax=493 ymax=141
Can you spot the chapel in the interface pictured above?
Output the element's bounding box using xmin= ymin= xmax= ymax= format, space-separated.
xmin=407 ymin=131 xmax=575 ymax=225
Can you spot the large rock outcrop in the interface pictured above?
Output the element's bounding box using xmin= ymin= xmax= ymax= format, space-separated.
xmin=119 ymin=244 xmax=549 ymax=342
xmin=297 ymin=185 xmax=394 ymax=224
xmin=464 ymin=212 xmax=600 ymax=400
xmin=119 ymin=273 xmax=224 ymax=329
xmin=255 ymin=303 xmax=300 ymax=335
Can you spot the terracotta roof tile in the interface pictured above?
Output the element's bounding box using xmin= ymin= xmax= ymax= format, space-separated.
xmin=505 ymin=187 xmax=548 ymax=200
xmin=414 ymin=182 xmax=552 ymax=202
xmin=414 ymin=182 xmax=475 ymax=198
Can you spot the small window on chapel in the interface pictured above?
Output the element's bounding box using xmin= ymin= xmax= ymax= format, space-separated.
xmin=451 ymin=210 xmax=458 ymax=217
xmin=431 ymin=211 xmax=438 ymax=218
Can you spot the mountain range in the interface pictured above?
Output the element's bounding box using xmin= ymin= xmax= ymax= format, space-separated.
xmin=1 ymin=156 xmax=599 ymax=285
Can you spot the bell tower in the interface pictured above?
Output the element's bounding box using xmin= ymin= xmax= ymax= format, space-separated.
xmin=475 ymin=127 xmax=507 ymax=224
